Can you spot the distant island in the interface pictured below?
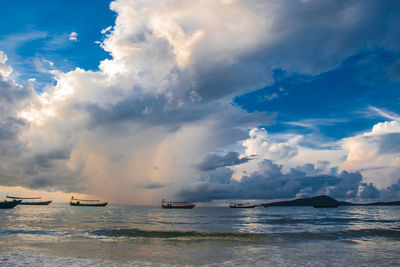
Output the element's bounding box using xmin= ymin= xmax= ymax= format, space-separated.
xmin=261 ymin=195 xmax=400 ymax=207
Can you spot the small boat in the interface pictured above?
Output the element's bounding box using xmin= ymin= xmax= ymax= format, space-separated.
xmin=7 ymin=195 xmax=52 ymax=205
xmin=313 ymin=202 xmax=339 ymax=208
xmin=0 ymin=199 xmax=22 ymax=209
xmin=70 ymin=196 xmax=107 ymax=207
xmin=161 ymin=199 xmax=195 ymax=209
xmin=229 ymin=203 xmax=258 ymax=208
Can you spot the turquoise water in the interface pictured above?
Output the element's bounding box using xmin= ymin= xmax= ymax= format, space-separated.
xmin=1 ymin=204 xmax=400 ymax=266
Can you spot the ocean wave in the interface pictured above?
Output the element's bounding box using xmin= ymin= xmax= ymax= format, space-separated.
xmin=89 ymin=228 xmax=283 ymax=242
xmin=3 ymin=226 xmax=400 ymax=243
xmin=88 ymin=227 xmax=400 ymax=242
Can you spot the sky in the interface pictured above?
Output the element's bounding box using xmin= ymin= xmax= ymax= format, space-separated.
xmin=0 ymin=0 xmax=400 ymax=205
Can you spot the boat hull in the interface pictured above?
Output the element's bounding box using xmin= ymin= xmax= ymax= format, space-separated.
xmin=20 ymin=201 xmax=52 ymax=205
xmin=70 ymin=202 xmax=107 ymax=207
xmin=161 ymin=204 xmax=195 ymax=209
xmin=0 ymin=200 xmax=21 ymax=209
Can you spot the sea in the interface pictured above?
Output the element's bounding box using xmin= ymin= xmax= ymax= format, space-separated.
xmin=1 ymin=204 xmax=400 ymax=266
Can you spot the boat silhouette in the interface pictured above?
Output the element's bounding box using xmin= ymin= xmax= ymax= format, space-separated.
xmin=161 ymin=199 xmax=195 ymax=209
xmin=70 ymin=196 xmax=107 ymax=207
xmin=0 ymin=199 xmax=21 ymax=209
xmin=7 ymin=195 xmax=52 ymax=205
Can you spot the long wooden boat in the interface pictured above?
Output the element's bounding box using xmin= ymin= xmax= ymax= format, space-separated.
xmin=70 ymin=197 xmax=107 ymax=207
xmin=161 ymin=199 xmax=195 ymax=209
xmin=0 ymin=199 xmax=21 ymax=209
xmin=229 ymin=203 xmax=258 ymax=208
xmin=20 ymin=201 xmax=52 ymax=205
xmin=7 ymin=195 xmax=52 ymax=205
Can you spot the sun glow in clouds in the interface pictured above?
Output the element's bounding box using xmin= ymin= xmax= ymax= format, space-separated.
xmin=150 ymin=15 xmax=205 ymax=67
xmin=18 ymin=74 xmax=75 ymax=125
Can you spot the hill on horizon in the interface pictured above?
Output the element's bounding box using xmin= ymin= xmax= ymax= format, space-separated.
xmin=261 ymin=195 xmax=400 ymax=207
xmin=261 ymin=195 xmax=338 ymax=207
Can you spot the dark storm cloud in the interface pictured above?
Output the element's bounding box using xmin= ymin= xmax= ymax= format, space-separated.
xmin=83 ymin=90 xmax=273 ymax=143
xmin=19 ymin=147 xmax=73 ymax=178
xmin=359 ymin=182 xmax=381 ymax=199
xmin=85 ymin=93 xmax=209 ymax=129
xmin=196 ymin=151 xmax=252 ymax=171
xmin=253 ymin=0 xmax=400 ymax=74
xmin=191 ymin=62 xmax=268 ymax=102
xmin=294 ymin=161 xmax=330 ymax=176
xmin=0 ymin=166 xmax=82 ymax=192
xmin=380 ymin=178 xmax=400 ymax=200
xmin=0 ymin=72 xmax=32 ymax=157
xmin=26 ymin=173 xmax=82 ymax=192
xmin=188 ymin=0 xmax=400 ymax=105
xmin=0 ymin=76 xmax=32 ymax=122
xmin=179 ymin=159 xmax=382 ymax=202
xmin=377 ymin=133 xmax=400 ymax=154
xmin=0 ymin=117 xmax=26 ymax=140
xmin=0 ymin=79 xmax=32 ymax=102
xmin=32 ymin=148 xmax=71 ymax=169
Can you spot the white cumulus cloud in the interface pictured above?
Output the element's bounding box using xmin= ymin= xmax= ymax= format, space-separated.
xmin=69 ymin=32 xmax=78 ymax=41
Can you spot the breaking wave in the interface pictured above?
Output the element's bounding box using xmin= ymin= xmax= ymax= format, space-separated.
xmin=89 ymin=227 xmax=400 ymax=242
xmin=89 ymin=229 xmax=282 ymax=242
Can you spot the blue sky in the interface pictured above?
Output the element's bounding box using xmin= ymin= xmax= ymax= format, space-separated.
xmin=1 ymin=0 xmax=400 ymax=204
xmin=235 ymin=49 xmax=400 ymax=140
xmin=0 ymin=0 xmax=114 ymax=88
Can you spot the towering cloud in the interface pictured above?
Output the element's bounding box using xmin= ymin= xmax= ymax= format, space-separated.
xmin=0 ymin=0 xmax=399 ymax=204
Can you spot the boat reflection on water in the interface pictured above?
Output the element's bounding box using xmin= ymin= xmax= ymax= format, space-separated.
xmin=70 ymin=196 xmax=107 ymax=207
xmin=161 ymin=199 xmax=195 ymax=209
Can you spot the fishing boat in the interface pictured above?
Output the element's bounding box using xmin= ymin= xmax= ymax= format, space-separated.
xmin=70 ymin=196 xmax=107 ymax=207
xmin=0 ymin=199 xmax=22 ymax=209
xmin=229 ymin=203 xmax=258 ymax=208
xmin=7 ymin=195 xmax=52 ymax=205
xmin=161 ymin=199 xmax=195 ymax=209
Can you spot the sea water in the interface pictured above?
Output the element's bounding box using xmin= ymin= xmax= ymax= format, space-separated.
xmin=1 ymin=204 xmax=400 ymax=266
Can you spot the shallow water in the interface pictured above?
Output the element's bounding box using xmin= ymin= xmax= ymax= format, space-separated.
xmin=1 ymin=204 xmax=400 ymax=266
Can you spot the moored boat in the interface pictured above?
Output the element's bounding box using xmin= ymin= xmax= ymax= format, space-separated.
xmin=7 ymin=195 xmax=52 ymax=205
xmin=20 ymin=200 xmax=52 ymax=205
xmin=0 ymin=199 xmax=21 ymax=209
xmin=229 ymin=203 xmax=258 ymax=208
xmin=161 ymin=199 xmax=195 ymax=209
xmin=70 ymin=196 xmax=107 ymax=207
